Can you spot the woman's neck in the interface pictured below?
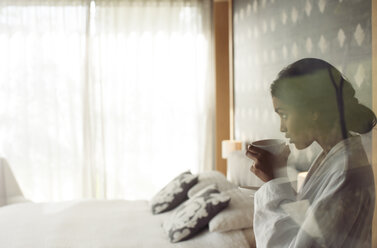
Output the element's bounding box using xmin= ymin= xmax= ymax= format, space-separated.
xmin=315 ymin=127 xmax=345 ymax=154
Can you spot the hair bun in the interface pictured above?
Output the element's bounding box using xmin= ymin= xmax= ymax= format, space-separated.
xmin=343 ymin=95 xmax=358 ymax=107
xmin=345 ymin=103 xmax=377 ymax=134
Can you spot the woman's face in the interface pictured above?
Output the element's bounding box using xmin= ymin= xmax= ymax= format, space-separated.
xmin=272 ymin=96 xmax=317 ymax=150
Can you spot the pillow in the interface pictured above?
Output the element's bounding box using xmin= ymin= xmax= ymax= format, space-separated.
xmin=162 ymin=185 xmax=231 ymax=243
xmin=150 ymin=171 xmax=198 ymax=214
xmin=187 ymin=171 xmax=237 ymax=198
xmin=209 ymin=188 xmax=254 ymax=232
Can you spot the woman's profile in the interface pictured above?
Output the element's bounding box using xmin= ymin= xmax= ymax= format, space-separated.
xmin=246 ymin=58 xmax=376 ymax=247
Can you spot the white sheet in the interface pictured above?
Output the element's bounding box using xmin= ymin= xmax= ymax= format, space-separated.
xmin=0 ymin=200 xmax=252 ymax=248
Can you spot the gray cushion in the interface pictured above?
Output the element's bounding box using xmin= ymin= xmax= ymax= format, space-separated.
xmin=162 ymin=186 xmax=231 ymax=242
xmin=150 ymin=171 xmax=198 ymax=214
xmin=187 ymin=171 xmax=237 ymax=198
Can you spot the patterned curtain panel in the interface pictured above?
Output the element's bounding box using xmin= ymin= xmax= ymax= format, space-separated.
xmin=232 ymin=0 xmax=372 ymax=174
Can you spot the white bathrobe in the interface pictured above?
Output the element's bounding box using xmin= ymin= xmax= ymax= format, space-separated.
xmin=253 ymin=136 xmax=375 ymax=248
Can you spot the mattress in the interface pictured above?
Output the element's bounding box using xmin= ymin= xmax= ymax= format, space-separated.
xmin=0 ymin=200 xmax=254 ymax=248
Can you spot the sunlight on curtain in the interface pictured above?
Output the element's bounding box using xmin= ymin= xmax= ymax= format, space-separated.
xmin=0 ymin=0 xmax=88 ymax=201
xmin=0 ymin=0 xmax=214 ymax=201
xmin=86 ymin=0 xmax=214 ymax=200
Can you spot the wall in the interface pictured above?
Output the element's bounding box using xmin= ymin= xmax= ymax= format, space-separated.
xmin=231 ymin=0 xmax=377 ymax=244
xmin=232 ymin=0 xmax=373 ymax=174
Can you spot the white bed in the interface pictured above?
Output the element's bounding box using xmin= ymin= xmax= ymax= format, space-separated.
xmin=0 ymin=200 xmax=254 ymax=248
xmin=0 ymin=159 xmax=255 ymax=248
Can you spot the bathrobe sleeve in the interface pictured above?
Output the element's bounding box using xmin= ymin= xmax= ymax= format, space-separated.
xmin=253 ymin=171 xmax=373 ymax=248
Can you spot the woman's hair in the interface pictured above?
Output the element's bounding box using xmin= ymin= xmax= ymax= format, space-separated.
xmin=270 ymin=58 xmax=376 ymax=134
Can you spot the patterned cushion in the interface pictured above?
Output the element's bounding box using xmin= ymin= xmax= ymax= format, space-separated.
xmin=209 ymin=188 xmax=254 ymax=232
xmin=150 ymin=171 xmax=198 ymax=214
xmin=162 ymin=185 xmax=231 ymax=243
xmin=187 ymin=171 xmax=237 ymax=198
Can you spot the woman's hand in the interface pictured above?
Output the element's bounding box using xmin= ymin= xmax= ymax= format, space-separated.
xmin=245 ymin=145 xmax=291 ymax=182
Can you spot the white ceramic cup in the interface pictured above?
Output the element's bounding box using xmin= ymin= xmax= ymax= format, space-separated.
xmin=249 ymin=139 xmax=287 ymax=178
xmin=251 ymin=139 xmax=286 ymax=155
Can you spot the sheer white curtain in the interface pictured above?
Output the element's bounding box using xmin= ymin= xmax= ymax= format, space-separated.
xmin=0 ymin=0 xmax=88 ymax=201
xmin=0 ymin=0 xmax=214 ymax=202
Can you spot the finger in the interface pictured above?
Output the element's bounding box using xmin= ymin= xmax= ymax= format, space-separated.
xmin=250 ymin=163 xmax=262 ymax=174
xmin=281 ymin=145 xmax=291 ymax=157
xmin=247 ymin=145 xmax=269 ymax=155
xmin=246 ymin=149 xmax=260 ymax=157
xmin=253 ymin=167 xmax=270 ymax=182
xmin=250 ymin=163 xmax=255 ymax=173
xmin=253 ymin=162 xmax=262 ymax=170
xmin=246 ymin=151 xmax=260 ymax=161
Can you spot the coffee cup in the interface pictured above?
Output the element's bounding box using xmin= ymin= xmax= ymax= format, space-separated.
xmin=249 ymin=139 xmax=288 ymax=178
xmin=251 ymin=139 xmax=286 ymax=155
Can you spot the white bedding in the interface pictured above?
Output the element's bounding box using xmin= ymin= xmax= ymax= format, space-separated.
xmin=0 ymin=200 xmax=253 ymax=248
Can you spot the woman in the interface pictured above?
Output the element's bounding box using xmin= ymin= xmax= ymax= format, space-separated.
xmin=246 ymin=58 xmax=376 ymax=247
